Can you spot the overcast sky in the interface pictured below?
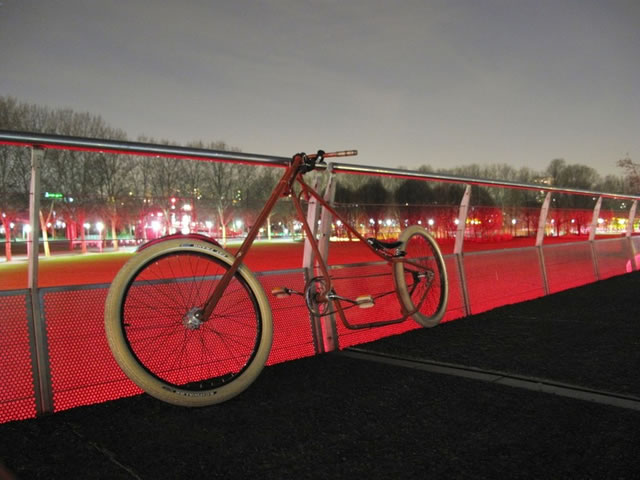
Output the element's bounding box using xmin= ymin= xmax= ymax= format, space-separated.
xmin=1 ymin=0 xmax=638 ymax=176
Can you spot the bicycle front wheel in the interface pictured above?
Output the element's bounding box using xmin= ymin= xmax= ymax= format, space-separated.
xmin=104 ymin=239 xmax=273 ymax=406
xmin=393 ymin=226 xmax=448 ymax=327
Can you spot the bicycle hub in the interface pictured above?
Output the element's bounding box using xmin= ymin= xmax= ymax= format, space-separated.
xmin=183 ymin=307 xmax=205 ymax=330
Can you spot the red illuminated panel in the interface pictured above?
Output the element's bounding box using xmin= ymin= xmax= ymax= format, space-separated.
xmin=464 ymin=248 xmax=545 ymax=314
xmin=0 ymin=292 xmax=37 ymax=422
xmin=256 ymin=271 xmax=317 ymax=365
xmin=594 ymin=238 xmax=634 ymax=280
xmin=43 ymin=288 xmax=141 ymax=412
xmin=543 ymin=243 xmax=596 ymax=294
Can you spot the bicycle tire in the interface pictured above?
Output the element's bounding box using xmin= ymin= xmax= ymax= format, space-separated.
xmin=104 ymin=238 xmax=273 ymax=407
xmin=393 ymin=226 xmax=448 ymax=327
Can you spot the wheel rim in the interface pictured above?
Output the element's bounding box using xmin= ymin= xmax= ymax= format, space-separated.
xmin=119 ymin=251 xmax=262 ymax=392
xmin=403 ymin=233 xmax=445 ymax=319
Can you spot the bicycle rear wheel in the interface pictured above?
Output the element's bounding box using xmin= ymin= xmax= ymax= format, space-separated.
xmin=393 ymin=226 xmax=448 ymax=327
xmin=104 ymin=239 xmax=272 ymax=406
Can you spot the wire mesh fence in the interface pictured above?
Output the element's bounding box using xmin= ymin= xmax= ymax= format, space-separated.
xmin=1 ymin=131 xmax=639 ymax=423
xmin=2 ymin=235 xmax=637 ymax=423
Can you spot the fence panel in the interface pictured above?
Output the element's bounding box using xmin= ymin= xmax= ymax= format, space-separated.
xmin=463 ymin=248 xmax=545 ymax=314
xmin=543 ymin=242 xmax=597 ymax=294
xmin=42 ymin=286 xmax=141 ymax=412
xmin=594 ymin=237 xmax=635 ymax=280
xmin=0 ymin=290 xmax=37 ymax=423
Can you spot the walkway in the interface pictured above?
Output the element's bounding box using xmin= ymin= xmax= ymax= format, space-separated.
xmin=1 ymin=271 xmax=639 ymax=479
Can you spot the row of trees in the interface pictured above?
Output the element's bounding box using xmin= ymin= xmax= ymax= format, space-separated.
xmin=1 ymin=96 xmax=639 ymax=260
xmin=0 ymin=97 xmax=295 ymax=259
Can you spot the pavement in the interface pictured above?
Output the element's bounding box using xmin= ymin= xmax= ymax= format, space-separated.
xmin=1 ymin=270 xmax=640 ymax=479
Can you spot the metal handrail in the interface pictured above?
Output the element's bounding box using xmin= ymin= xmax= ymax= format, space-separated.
xmin=2 ymin=129 xmax=639 ymax=200
xmin=0 ymin=130 xmax=291 ymax=167
xmin=330 ymin=163 xmax=640 ymax=200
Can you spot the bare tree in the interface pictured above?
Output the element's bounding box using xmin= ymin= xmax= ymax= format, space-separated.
xmin=202 ymin=149 xmax=241 ymax=246
xmin=242 ymin=166 xmax=282 ymax=239
xmin=353 ymin=178 xmax=390 ymax=237
xmin=41 ymin=110 xmax=110 ymax=251
xmin=617 ymin=154 xmax=640 ymax=193
xmin=0 ymin=146 xmax=23 ymax=260
xmin=0 ymin=98 xmax=32 ymax=259
xmin=95 ymin=131 xmax=133 ymax=250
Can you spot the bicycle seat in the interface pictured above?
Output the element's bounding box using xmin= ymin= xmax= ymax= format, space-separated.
xmin=367 ymin=238 xmax=403 ymax=250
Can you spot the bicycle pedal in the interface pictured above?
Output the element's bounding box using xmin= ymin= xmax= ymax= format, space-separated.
xmin=356 ymin=295 xmax=374 ymax=309
xmin=271 ymin=287 xmax=291 ymax=299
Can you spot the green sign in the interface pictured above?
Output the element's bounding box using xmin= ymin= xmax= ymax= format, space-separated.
xmin=44 ymin=192 xmax=63 ymax=199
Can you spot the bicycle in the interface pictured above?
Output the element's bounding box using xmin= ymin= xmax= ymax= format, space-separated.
xmin=104 ymin=150 xmax=448 ymax=406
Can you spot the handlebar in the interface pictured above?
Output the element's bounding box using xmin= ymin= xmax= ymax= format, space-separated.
xmin=321 ymin=149 xmax=358 ymax=159
xmin=295 ymin=149 xmax=357 ymax=174
xmin=303 ymin=149 xmax=358 ymax=162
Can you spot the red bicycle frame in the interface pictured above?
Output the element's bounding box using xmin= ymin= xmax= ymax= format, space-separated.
xmin=201 ymin=151 xmax=426 ymax=329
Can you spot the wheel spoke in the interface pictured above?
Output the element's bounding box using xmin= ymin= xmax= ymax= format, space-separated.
xmin=119 ymin=249 xmax=264 ymax=392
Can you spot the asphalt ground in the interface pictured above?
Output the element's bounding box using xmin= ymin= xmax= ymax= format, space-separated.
xmin=1 ymin=270 xmax=640 ymax=479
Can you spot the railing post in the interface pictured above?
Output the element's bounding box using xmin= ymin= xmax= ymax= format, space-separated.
xmin=536 ymin=192 xmax=552 ymax=295
xmin=589 ymin=196 xmax=603 ymax=280
xmin=27 ymin=147 xmax=54 ymax=416
xmin=301 ymin=171 xmax=339 ymax=354
xmin=627 ymin=200 xmax=637 ymax=237
xmin=626 ymin=200 xmax=637 ymax=271
xmin=454 ymin=185 xmax=472 ymax=316
xmin=318 ymin=165 xmax=336 ymax=264
xmin=302 ymin=177 xmax=322 ymax=354
xmin=535 ymin=192 xmax=552 ymax=247
xmin=302 ymin=177 xmax=321 ymax=271
xmin=317 ymin=166 xmax=338 ymax=352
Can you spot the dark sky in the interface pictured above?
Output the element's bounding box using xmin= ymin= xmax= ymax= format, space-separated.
xmin=1 ymin=0 xmax=638 ymax=176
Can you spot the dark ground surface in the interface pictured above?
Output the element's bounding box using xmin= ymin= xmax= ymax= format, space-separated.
xmin=2 ymin=271 xmax=640 ymax=479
